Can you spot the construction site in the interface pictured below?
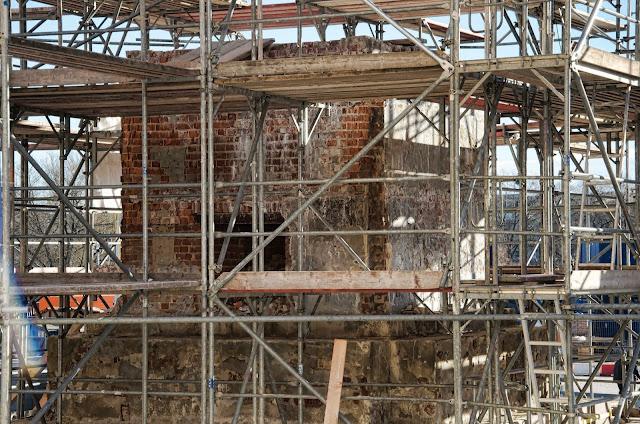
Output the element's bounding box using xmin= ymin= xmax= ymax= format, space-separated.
xmin=2 ymin=0 xmax=640 ymax=422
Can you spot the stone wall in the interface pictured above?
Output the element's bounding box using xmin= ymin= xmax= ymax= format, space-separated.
xmin=49 ymin=326 xmax=529 ymax=424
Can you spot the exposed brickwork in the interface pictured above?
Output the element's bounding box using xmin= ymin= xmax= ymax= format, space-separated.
xmin=263 ymin=36 xmax=414 ymax=59
xmin=121 ymin=101 xmax=388 ymax=276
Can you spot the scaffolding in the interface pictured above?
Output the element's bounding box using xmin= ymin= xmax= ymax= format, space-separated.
xmin=1 ymin=0 xmax=640 ymax=422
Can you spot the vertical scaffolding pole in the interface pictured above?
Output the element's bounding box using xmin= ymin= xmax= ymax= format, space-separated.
xmin=563 ymin=0 xmax=575 ymax=421
xmin=449 ymin=0 xmax=463 ymax=421
xmin=297 ymin=107 xmax=308 ymax=424
xmin=17 ymin=135 xmax=27 ymax=419
xmin=250 ymin=104 xmax=259 ymax=421
xmin=257 ymin=103 xmax=266 ymax=424
xmin=518 ymin=94 xmax=528 ymax=275
xmin=541 ymin=92 xmax=554 ymax=274
xmin=140 ymin=0 xmax=150 ymax=419
xmin=19 ymin=137 xmax=27 ymax=274
xmin=57 ymin=113 xmax=69 ymax=424
xmin=0 ymin=0 xmax=11 ymax=418
xmin=199 ymin=0 xmax=208 ymax=418
xmin=84 ymin=131 xmax=90 ymax=271
xmin=206 ymin=0 xmax=216 ymax=419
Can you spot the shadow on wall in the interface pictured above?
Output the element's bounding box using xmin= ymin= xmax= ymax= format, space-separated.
xmin=214 ymin=213 xmax=287 ymax=272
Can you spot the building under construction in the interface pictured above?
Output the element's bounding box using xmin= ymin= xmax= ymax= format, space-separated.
xmin=1 ymin=0 xmax=640 ymax=422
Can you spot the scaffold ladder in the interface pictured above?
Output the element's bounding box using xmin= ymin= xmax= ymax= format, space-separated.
xmin=518 ymin=299 xmax=571 ymax=424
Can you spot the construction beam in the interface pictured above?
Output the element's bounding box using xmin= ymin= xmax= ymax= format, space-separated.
xmin=8 ymin=37 xmax=198 ymax=79
xmin=575 ymin=45 xmax=640 ymax=80
xmin=216 ymin=50 xmax=444 ymax=78
xmin=323 ymin=339 xmax=348 ymax=424
xmin=15 ymin=270 xmax=445 ymax=294
xmin=10 ymin=6 xmax=56 ymax=19
xmin=10 ymin=68 xmax=135 ymax=87
xmin=220 ymin=270 xmax=445 ymax=293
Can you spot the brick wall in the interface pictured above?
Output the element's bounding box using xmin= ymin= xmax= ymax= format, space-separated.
xmin=121 ymin=101 xmax=386 ymax=274
xmin=121 ymin=37 xmax=399 ymax=276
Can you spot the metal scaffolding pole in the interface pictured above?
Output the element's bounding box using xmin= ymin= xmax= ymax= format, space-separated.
xmin=0 ymin=0 xmax=11 ymax=419
xmin=449 ymin=1 xmax=463 ymax=424
xmin=140 ymin=0 xmax=150 ymax=420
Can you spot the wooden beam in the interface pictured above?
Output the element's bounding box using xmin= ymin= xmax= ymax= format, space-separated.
xmin=10 ymin=68 xmax=136 ymax=87
xmin=166 ymin=39 xmax=274 ymax=69
xmin=15 ymin=270 xmax=445 ymax=294
xmin=576 ymin=46 xmax=640 ymax=80
xmin=570 ymin=270 xmax=640 ymax=292
xmin=216 ymin=51 xmax=444 ymax=78
xmin=10 ymin=7 xmax=57 ymax=20
xmin=220 ymin=270 xmax=444 ymax=293
xmin=323 ymin=339 xmax=348 ymax=424
xmin=11 ymin=279 xmax=199 ymax=295
xmin=8 ymin=37 xmax=198 ymax=79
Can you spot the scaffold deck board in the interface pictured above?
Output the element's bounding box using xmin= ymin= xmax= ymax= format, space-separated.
xmin=217 ymin=50 xmax=445 ymax=77
xmin=10 ymin=68 xmax=137 ymax=88
xmin=459 ymin=284 xmax=567 ymax=300
xmin=15 ymin=269 xmax=640 ymax=295
xmin=12 ymin=120 xmax=120 ymax=150
xmin=10 ymin=48 xmax=639 ymax=119
xmin=497 ymin=274 xmax=564 ymax=284
xmin=15 ymin=270 xmax=444 ymax=295
xmin=10 ymin=6 xmax=57 ymax=20
xmin=11 ymin=82 xmax=250 ymax=117
xmin=308 ymin=0 xmax=450 ymax=20
xmin=8 ymin=37 xmax=198 ymax=80
xmin=12 ymin=277 xmax=201 ymax=295
xmin=216 ymin=50 xmax=452 ymax=102
xmin=570 ymin=270 xmax=640 ymax=293
xmin=218 ymin=270 xmax=444 ymax=293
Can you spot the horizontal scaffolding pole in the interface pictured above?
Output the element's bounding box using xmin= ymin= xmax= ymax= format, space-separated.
xmin=216 ymin=174 xmax=450 ymax=188
xmin=2 ymin=312 xmax=610 ymax=326
xmin=11 ymin=183 xmax=202 ymax=191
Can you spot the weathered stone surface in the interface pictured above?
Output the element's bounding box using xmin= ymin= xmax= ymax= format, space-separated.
xmin=48 ymin=328 xmax=527 ymax=423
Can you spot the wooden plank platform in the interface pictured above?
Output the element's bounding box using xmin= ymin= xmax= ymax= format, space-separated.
xmin=9 ymin=45 xmax=639 ymax=121
xmin=575 ymin=45 xmax=640 ymax=85
xmin=218 ymin=270 xmax=444 ymax=293
xmin=10 ymin=68 xmax=137 ymax=88
xmin=13 ymin=273 xmax=200 ymax=295
xmin=216 ymin=50 xmax=453 ymax=102
xmin=570 ymin=269 xmax=640 ymax=293
xmin=308 ymin=0 xmax=456 ymax=21
xmin=8 ymin=37 xmax=198 ymax=80
xmin=204 ymin=4 xmax=483 ymax=41
xmin=11 ymin=81 xmax=244 ymax=117
xmin=14 ymin=270 xmax=445 ymax=295
xmin=15 ymin=269 xmax=640 ymax=295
